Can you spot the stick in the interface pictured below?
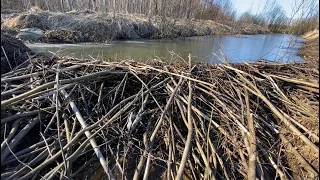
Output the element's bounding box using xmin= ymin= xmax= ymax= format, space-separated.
xmin=245 ymin=90 xmax=257 ymax=180
xmin=1 ymin=120 xmax=20 ymax=151
xmin=1 ymin=107 xmax=55 ymax=124
xmin=233 ymin=71 xmax=319 ymax=154
xmin=175 ymin=54 xmax=193 ymax=180
xmin=55 ymin=64 xmax=69 ymax=178
xmin=1 ymin=117 xmax=40 ymax=164
xmin=1 ymin=46 xmax=12 ymax=70
xmin=134 ymin=78 xmax=183 ymax=180
xmin=60 ymin=89 xmax=115 ymax=180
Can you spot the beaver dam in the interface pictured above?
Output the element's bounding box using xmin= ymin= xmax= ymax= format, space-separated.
xmin=1 ymin=52 xmax=319 ymax=179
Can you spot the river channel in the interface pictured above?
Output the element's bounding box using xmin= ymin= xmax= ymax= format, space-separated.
xmin=27 ymin=34 xmax=304 ymax=63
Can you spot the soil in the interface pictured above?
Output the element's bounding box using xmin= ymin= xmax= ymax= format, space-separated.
xmin=1 ymin=10 xmax=270 ymax=43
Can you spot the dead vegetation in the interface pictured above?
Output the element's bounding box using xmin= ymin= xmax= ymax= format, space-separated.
xmin=42 ymin=29 xmax=83 ymax=43
xmin=1 ymin=10 xmax=269 ymax=43
xmin=300 ymin=30 xmax=319 ymax=68
xmin=0 ymin=54 xmax=318 ymax=179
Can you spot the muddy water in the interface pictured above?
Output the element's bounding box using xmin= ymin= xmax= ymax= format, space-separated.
xmin=27 ymin=34 xmax=304 ymax=63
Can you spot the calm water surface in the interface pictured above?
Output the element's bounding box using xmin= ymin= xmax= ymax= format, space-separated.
xmin=27 ymin=34 xmax=304 ymax=63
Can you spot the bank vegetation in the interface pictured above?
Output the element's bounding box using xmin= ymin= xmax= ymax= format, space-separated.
xmin=1 ymin=0 xmax=318 ymax=42
xmin=0 ymin=29 xmax=319 ymax=180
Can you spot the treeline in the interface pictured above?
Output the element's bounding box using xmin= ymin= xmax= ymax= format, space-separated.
xmin=237 ymin=0 xmax=319 ymax=34
xmin=1 ymin=0 xmax=236 ymax=21
xmin=1 ymin=0 xmax=318 ymax=34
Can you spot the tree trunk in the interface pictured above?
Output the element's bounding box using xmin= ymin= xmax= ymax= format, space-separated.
xmin=60 ymin=0 xmax=64 ymax=12
xmin=125 ymin=0 xmax=128 ymax=14
xmin=148 ymin=0 xmax=152 ymax=17
xmin=91 ymin=0 xmax=96 ymax=11
xmin=113 ymin=0 xmax=116 ymax=16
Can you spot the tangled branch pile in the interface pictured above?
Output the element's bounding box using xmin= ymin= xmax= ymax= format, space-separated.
xmin=1 ymin=55 xmax=319 ymax=179
xmin=1 ymin=33 xmax=32 ymax=74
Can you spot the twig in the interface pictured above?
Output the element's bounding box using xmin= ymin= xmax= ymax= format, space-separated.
xmin=1 ymin=117 xmax=40 ymax=164
xmin=1 ymin=120 xmax=20 ymax=151
xmin=1 ymin=46 xmax=12 ymax=70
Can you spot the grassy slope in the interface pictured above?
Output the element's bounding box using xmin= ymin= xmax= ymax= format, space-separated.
xmin=300 ymin=30 xmax=319 ymax=68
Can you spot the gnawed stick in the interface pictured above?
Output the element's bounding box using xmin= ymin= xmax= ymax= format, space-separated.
xmin=245 ymin=89 xmax=257 ymax=180
xmin=175 ymin=54 xmax=193 ymax=180
xmin=60 ymin=89 xmax=115 ymax=180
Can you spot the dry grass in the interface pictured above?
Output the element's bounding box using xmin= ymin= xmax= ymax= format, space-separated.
xmin=1 ymin=10 xmax=269 ymax=42
xmin=302 ymin=30 xmax=320 ymax=40
xmin=42 ymin=29 xmax=83 ymax=43
xmin=300 ymin=30 xmax=319 ymax=68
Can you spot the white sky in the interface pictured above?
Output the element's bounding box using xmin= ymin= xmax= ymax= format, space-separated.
xmin=231 ymin=0 xmax=316 ymax=19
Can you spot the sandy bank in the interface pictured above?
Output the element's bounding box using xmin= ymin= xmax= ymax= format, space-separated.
xmin=300 ymin=29 xmax=319 ymax=68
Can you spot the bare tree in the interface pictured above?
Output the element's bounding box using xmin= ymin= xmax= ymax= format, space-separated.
xmin=2 ymin=0 xmax=317 ymax=34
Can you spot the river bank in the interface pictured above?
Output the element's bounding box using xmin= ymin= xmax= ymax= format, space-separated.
xmin=1 ymin=9 xmax=270 ymax=43
xmin=300 ymin=29 xmax=319 ymax=68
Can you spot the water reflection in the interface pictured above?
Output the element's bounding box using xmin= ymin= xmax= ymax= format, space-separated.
xmin=28 ymin=34 xmax=304 ymax=63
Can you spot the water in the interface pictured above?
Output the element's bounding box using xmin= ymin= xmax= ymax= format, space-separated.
xmin=27 ymin=34 xmax=304 ymax=63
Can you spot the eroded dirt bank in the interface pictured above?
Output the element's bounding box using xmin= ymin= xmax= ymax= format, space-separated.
xmin=1 ymin=10 xmax=270 ymax=43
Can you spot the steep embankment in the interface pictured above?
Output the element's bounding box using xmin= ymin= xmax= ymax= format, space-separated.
xmin=300 ymin=29 xmax=319 ymax=68
xmin=1 ymin=10 xmax=269 ymax=43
